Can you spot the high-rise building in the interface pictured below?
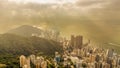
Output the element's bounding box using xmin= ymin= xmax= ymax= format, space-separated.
xmin=41 ymin=60 xmax=47 ymax=68
xmin=71 ymin=35 xmax=75 ymax=48
xmin=36 ymin=63 xmax=40 ymax=68
xmin=90 ymin=55 xmax=95 ymax=63
xmin=35 ymin=56 xmax=42 ymax=68
xmin=70 ymin=35 xmax=83 ymax=49
xmin=20 ymin=55 xmax=26 ymax=67
xmin=23 ymin=65 xmax=28 ymax=68
xmin=30 ymin=55 xmax=36 ymax=65
xmin=107 ymin=49 xmax=114 ymax=57
xmin=95 ymin=55 xmax=100 ymax=62
xmin=76 ymin=35 xmax=83 ymax=49
xmin=95 ymin=62 xmax=99 ymax=68
xmin=104 ymin=63 xmax=110 ymax=68
xmin=26 ymin=57 xmax=31 ymax=68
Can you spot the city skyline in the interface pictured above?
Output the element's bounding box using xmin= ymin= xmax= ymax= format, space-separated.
xmin=0 ymin=0 xmax=120 ymax=67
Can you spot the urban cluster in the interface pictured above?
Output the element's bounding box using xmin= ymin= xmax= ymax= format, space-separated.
xmin=20 ymin=35 xmax=120 ymax=68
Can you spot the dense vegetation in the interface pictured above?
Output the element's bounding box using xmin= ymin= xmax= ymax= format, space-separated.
xmin=0 ymin=34 xmax=63 ymax=67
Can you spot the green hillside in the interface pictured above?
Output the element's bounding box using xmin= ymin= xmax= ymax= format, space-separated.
xmin=0 ymin=33 xmax=63 ymax=56
xmin=0 ymin=33 xmax=62 ymax=67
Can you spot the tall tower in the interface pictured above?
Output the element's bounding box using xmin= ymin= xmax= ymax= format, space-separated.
xmin=77 ymin=35 xmax=83 ymax=49
xmin=20 ymin=55 xmax=26 ymax=67
xmin=30 ymin=55 xmax=36 ymax=65
xmin=71 ymin=35 xmax=75 ymax=48
xmin=71 ymin=35 xmax=83 ymax=49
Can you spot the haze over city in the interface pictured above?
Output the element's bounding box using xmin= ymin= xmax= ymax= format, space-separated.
xmin=0 ymin=0 xmax=120 ymax=44
xmin=0 ymin=0 xmax=120 ymax=68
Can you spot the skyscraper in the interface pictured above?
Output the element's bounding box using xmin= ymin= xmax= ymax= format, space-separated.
xmin=107 ymin=49 xmax=114 ymax=57
xmin=71 ymin=35 xmax=75 ymax=48
xmin=76 ymin=35 xmax=83 ymax=49
xmin=20 ymin=55 xmax=26 ymax=67
xmin=70 ymin=35 xmax=83 ymax=49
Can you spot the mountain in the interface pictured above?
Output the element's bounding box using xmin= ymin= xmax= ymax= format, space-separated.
xmin=0 ymin=33 xmax=63 ymax=56
xmin=7 ymin=25 xmax=43 ymax=37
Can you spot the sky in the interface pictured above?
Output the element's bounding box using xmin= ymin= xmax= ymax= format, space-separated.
xmin=0 ymin=0 xmax=120 ymax=43
xmin=9 ymin=0 xmax=76 ymax=3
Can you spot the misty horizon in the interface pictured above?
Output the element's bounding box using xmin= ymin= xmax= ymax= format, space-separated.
xmin=0 ymin=0 xmax=120 ymax=44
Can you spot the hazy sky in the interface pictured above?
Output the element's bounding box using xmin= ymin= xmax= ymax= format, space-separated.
xmin=0 ymin=0 xmax=120 ymax=43
xmin=9 ymin=0 xmax=77 ymax=4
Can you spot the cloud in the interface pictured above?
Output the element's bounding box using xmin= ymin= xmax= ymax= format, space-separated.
xmin=76 ymin=0 xmax=105 ymax=6
xmin=0 ymin=0 xmax=120 ymax=44
xmin=8 ymin=0 xmax=77 ymax=4
xmin=90 ymin=0 xmax=120 ymax=20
